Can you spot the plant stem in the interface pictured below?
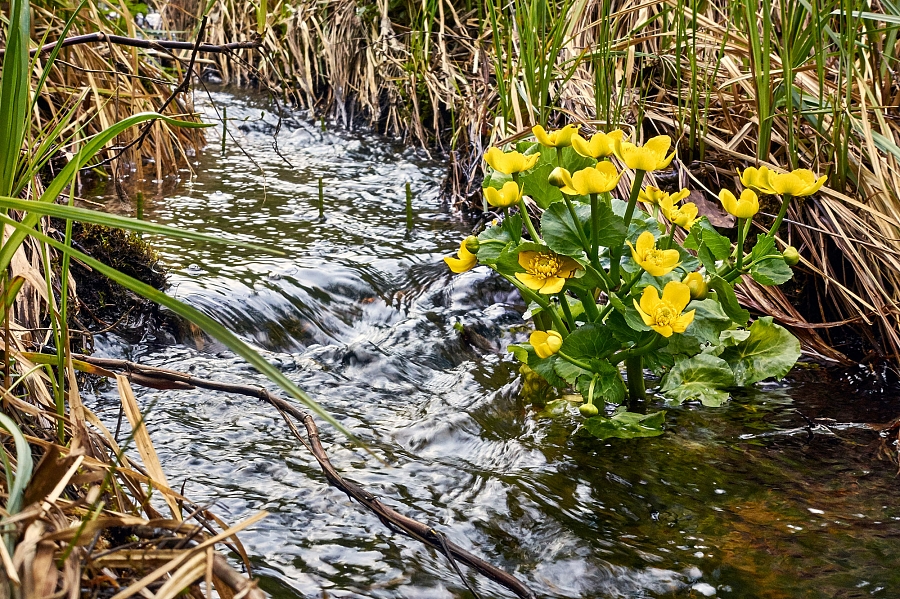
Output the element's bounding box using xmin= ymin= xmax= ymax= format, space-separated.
xmin=590 ymin=192 xmax=600 ymax=265
xmin=500 ymin=273 xmax=569 ymax=337
xmin=767 ymin=193 xmax=792 ymax=238
xmin=573 ymin=287 xmax=601 ymax=322
xmin=558 ymin=292 xmax=576 ymax=330
xmin=558 ymin=351 xmax=594 ymax=372
xmin=610 ymin=169 xmax=646 ymax=284
xmin=562 ymin=195 xmax=591 ymax=255
xmin=735 ymin=216 xmax=749 ymax=271
xmin=625 ymin=354 xmax=646 ymax=402
xmin=518 ymin=199 xmax=541 ymax=242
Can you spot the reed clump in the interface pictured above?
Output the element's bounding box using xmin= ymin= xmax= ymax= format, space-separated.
xmin=187 ymin=0 xmax=900 ymax=366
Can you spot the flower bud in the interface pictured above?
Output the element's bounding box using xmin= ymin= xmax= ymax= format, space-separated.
xmin=579 ymin=403 xmax=599 ymax=417
xmin=464 ymin=235 xmax=480 ymax=254
xmin=783 ymin=246 xmax=800 ymax=266
xmin=682 ymin=272 xmax=708 ymax=300
xmin=548 ymin=166 xmax=572 ymax=189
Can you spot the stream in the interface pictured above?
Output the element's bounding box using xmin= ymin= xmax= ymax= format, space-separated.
xmin=90 ymin=91 xmax=900 ymax=598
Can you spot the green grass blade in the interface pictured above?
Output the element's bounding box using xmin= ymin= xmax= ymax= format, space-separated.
xmin=0 ymin=197 xmax=285 ymax=256
xmin=0 ymin=112 xmax=214 ymax=274
xmin=0 ymin=0 xmax=30 ymax=197
xmin=0 ymin=214 xmax=361 ymax=447
xmin=0 ymin=412 xmax=34 ymax=554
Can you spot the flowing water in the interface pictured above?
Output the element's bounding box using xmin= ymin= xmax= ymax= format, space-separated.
xmin=90 ymin=92 xmax=900 ymax=598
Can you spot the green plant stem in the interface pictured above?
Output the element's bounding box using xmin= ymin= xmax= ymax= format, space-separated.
xmin=502 ymin=206 xmax=520 ymax=243
xmin=562 ymin=195 xmax=591 ymax=255
xmin=735 ymin=216 xmax=749 ymax=271
xmin=662 ymin=220 xmax=677 ymax=250
xmin=610 ymin=169 xmax=646 ymax=283
xmin=589 ymin=193 xmax=600 ymax=265
xmin=558 ymin=292 xmax=576 ymax=330
xmin=518 ymin=200 xmax=541 ymax=242
xmin=573 ymin=287 xmax=601 ymax=322
xmin=767 ymin=193 xmax=792 ymax=238
xmin=499 ymin=273 xmax=569 ymax=337
xmin=625 ymin=354 xmax=646 ymax=402
xmin=558 ymin=351 xmax=593 ymax=372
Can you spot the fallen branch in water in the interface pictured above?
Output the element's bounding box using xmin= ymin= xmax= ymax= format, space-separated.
xmin=1 ymin=31 xmax=260 ymax=57
xmin=29 ymin=351 xmax=537 ymax=599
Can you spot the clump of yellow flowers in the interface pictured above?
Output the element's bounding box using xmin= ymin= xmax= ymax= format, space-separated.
xmin=442 ymin=124 xmax=806 ymax=438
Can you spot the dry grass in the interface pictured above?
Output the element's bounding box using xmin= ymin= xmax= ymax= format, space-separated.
xmin=26 ymin=1 xmax=206 ymax=188
xmin=181 ymin=0 xmax=900 ymax=365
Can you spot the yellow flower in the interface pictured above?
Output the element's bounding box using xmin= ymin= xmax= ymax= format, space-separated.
xmin=532 ymin=124 xmax=579 ymax=148
xmin=660 ymin=196 xmax=699 ymax=230
xmin=739 ymin=166 xmax=777 ymax=195
xmin=484 ymin=147 xmax=540 ymax=174
xmin=767 ymin=168 xmax=827 ymax=197
xmin=682 ymin=272 xmax=708 ymax=300
xmin=613 ymin=135 xmax=676 ymax=171
xmin=571 ymin=129 xmax=625 ymax=159
xmin=639 ymin=186 xmax=689 ymax=206
xmin=530 ymin=330 xmax=563 ymax=358
xmin=515 ymin=250 xmax=582 ymax=294
xmin=484 ymin=181 xmax=522 ymax=208
xmin=634 ymin=281 xmax=696 ymax=338
xmin=627 ymin=231 xmax=680 ymax=277
xmin=718 ymin=188 xmax=759 ymax=219
xmin=444 ymin=239 xmax=477 ymax=273
xmin=569 ymin=161 xmax=622 ymax=195
xmin=548 ymin=166 xmax=577 ymax=194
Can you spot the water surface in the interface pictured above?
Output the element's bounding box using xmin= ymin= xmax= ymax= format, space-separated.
xmin=91 ymin=92 xmax=900 ymax=598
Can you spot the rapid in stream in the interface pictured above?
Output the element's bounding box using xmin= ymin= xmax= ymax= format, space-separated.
xmin=90 ymin=92 xmax=900 ymax=598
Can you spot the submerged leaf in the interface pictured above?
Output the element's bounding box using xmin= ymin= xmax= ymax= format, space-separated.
xmin=582 ymin=410 xmax=666 ymax=440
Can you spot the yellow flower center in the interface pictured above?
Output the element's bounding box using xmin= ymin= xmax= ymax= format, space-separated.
xmin=653 ymin=303 xmax=676 ymax=326
xmin=527 ymin=253 xmax=562 ymax=278
xmin=644 ymin=249 xmax=669 ymax=266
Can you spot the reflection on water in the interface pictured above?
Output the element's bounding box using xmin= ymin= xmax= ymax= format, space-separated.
xmin=90 ymin=92 xmax=900 ymax=598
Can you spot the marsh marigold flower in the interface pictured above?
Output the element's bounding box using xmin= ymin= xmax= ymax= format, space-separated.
xmin=571 ymin=130 xmax=625 ymax=159
xmin=515 ymin=250 xmax=581 ymax=294
xmin=682 ymin=272 xmax=708 ymax=300
xmin=627 ymin=231 xmax=680 ymax=277
xmin=569 ymin=162 xmax=622 ymax=195
xmin=484 ymin=181 xmax=522 ymax=208
xmin=634 ymin=281 xmax=696 ymax=337
xmin=614 ymin=135 xmax=676 ymax=171
xmin=484 ymin=147 xmax=540 ymax=175
xmin=530 ymin=330 xmax=563 ymax=358
xmin=444 ymin=239 xmax=477 ymax=273
xmin=739 ymin=166 xmax=777 ymax=195
xmin=639 ymin=186 xmax=689 ymax=206
xmin=660 ymin=196 xmax=699 ymax=230
xmin=718 ymin=188 xmax=759 ymax=219
xmin=767 ymin=169 xmax=827 ymax=197
xmin=548 ymin=166 xmax=576 ymax=192
xmin=533 ymin=124 xmax=578 ymax=148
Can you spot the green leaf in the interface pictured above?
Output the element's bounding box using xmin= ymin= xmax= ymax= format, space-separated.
xmin=0 ymin=0 xmax=30 ymax=197
xmin=541 ymin=201 xmax=590 ymax=257
xmin=719 ymin=317 xmax=801 ymax=385
xmin=609 ymin=292 xmax=652 ymax=332
xmin=661 ymin=353 xmax=734 ymax=406
xmin=521 ymin=163 xmax=563 ymax=209
xmin=531 ymin=354 xmax=566 ymax=388
xmin=748 ymin=236 xmax=793 ymax=286
xmin=605 ymin=310 xmax=642 ymax=344
xmin=582 ymin=409 xmax=666 ymax=440
xmin=708 ymin=275 xmax=750 ymax=326
xmin=683 ymin=217 xmax=732 ymax=260
xmin=560 ymin=323 xmax=619 ymax=361
xmin=575 ymin=362 xmax=626 ymax=405
xmin=591 ymin=200 xmax=627 ymax=249
xmin=495 ymin=240 xmax=544 ymax=275
xmin=611 ymin=198 xmax=662 ymax=238
xmin=554 ymin=358 xmax=590 ymax=384
xmin=0 ymin=197 xmax=282 ymax=255
xmin=508 ymin=343 xmax=529 ymax=364
xmin=683 ymin=298 xmax=732 ymax=345
xmin=476 ymin=225 xmax=513 ymax=265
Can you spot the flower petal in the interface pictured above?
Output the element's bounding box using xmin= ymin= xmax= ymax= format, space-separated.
xmin=651 ymin=324 xmax=674 ymax=337
xmin=639 ymin=284 xmax=662 ymax=315
xmin=661 ymin=281 xmax=691 ymax=312
xmin=635 ymin=231 xmax=655 ymax=256
xmin=540 ymin=276 xmax=566 ymax=294
xmin=672 ymin=309 xmax=696 ymax=333
xmin=515 ymin=272 xmax=545 ymax=290
xmin=633 ymin=297 xmax=655 ymax=326
xmin=532 ymin=125 xmax=553 ymax=147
